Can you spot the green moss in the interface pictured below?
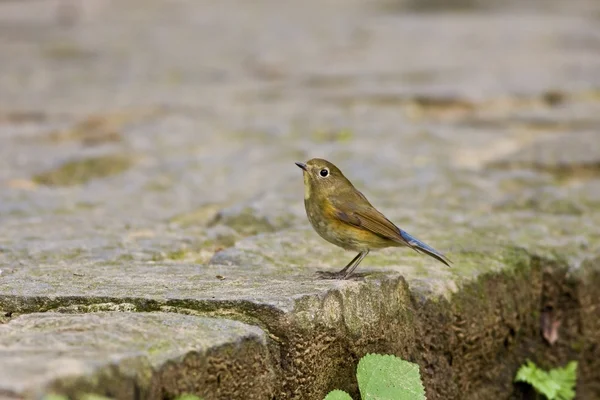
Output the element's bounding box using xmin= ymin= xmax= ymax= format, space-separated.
xmin=146 ymin=339 xmax=173 ymax=356
xmin=63 ymin=248 xmax=86 ymax=260
xmin=209 ymin=208 xmax=282 ymax=236
xmin=311 ymin=129 xmax=354 ymax=143
xmin=364 ymin=251 xmax=430 ymax=272
xmin=200 ymin=235 xmax=237 ymax=250
xmin=117 ymin=254 xmax=135 ymax=262
xmin=42 ymin=394 xmax=69 ymax=400
xmin=144 ymin=179 xmax=173 ymax=192
xmin=81 ymin=396 xmax=114 ymax=400
xmin=151 ymin=252 xmax=166 ymax=262
xmin=150 ymin=240 xmax=230 ymax=263
xmin=158 ymin=302 xmax=276 ymax=335
xmin=495 ymin=195 xmax=585 ymax=215
xmin=170 ymin=203 xmax=224 ymax=227
xmin=570 ymin=339 xmax=585 ymax=352
xmin=42 ymin=42 xmax=96 ymax=60
xmin=7 ymin=209 xmax=28 ymax=217
xmin=76 ymin=202 xmax=97 ymax=210
xmin=32 ymin=248 xmax=87 ymax=263
xmin=33 ymin=155 xmax=134 ymax=186
xmin=450 ymin=246 xmax=537 ymax=317
xmin=166 ymin=249 xmax=187 ymax=260
xmin=0 ymin=313 xmax=12 ymax=324
xmin=174 ymin=394 xmax=203 ymax=400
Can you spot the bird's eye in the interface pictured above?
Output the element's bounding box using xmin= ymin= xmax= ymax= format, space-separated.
xmin=319 ymin=168 xmax=329 ymax=177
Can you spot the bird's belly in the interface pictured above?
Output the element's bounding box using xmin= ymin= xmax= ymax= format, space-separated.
xmin=306 ymin=208 xmax=391 ymax=251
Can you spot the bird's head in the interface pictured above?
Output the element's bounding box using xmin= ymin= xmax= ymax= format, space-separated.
xmin=295 ymin=158 xmax=351 ymax=200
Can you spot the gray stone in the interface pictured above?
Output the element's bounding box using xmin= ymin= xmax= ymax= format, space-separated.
xmin=489 ymin=131 xmax=600 ymax=174
xmin=0 ymin=0 xmax=600 ymax=399
xmin=0 ymin=312 xmax=274 ymax=399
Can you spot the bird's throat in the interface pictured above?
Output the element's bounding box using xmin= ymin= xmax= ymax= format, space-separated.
xmin=303 ymin=173 xmax=311 ymax=200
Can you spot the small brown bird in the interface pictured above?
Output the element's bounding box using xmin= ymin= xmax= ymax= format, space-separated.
xmin=296 ymin=158 xmax=451 ymax=279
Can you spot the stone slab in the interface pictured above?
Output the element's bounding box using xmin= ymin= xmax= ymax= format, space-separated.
xmin=0 ymin=312 xmax=274 ymax=400
xmin=0 ymin=0 xmax=599 ymax=399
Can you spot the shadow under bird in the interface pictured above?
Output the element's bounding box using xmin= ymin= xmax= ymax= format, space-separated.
xmin=295 ymin=158 xmax=451 ymax=279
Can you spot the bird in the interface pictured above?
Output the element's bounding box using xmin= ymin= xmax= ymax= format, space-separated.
xmin=295 ymin=158 xmax=451 ymax=279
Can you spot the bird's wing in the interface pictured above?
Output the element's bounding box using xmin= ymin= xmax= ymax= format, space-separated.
xmin=331 ymin=201 xmax=406 ymax=244
xmin=331 ymin=200 xmax=452 ymax=267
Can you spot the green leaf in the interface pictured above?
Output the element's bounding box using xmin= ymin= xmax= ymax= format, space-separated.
xmin=323 ymin=389 xmax=353 ymax=400
xmin=357 ymin=353 xmax=426 ymax=400
xmin=515 ymin=360 xmax=560 ymax=399
xmin=515 ymin=360 xmax=577 ymax=400
xmin=549 ymin=361 xmax=577 ymax=400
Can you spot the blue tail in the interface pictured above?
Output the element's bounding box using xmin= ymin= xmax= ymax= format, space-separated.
xmin=399 ymin=230 xmax=452 ymax=267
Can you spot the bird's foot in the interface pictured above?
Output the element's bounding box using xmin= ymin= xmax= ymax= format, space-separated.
xmin=316 ymin=270 xmax=348 ymax=280
xmin=315 ymin=270 xmax=367 ymax=281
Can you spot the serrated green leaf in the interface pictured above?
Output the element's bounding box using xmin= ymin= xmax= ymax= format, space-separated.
xmin=515 ymin=361 xmax=560 ymax=399
xmin=323 ymin=389 xmax=353 ymax=400
xmin=357 ymin=353 xmax=426 ymax=400
xmin=515 ymin=360 xmax=578 ymax=400
xmin=549 ymin=361 xmax=577 ymax=400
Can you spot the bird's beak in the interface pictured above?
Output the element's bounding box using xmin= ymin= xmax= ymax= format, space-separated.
xmin=295 ymin=162 xmax=307 ymax=171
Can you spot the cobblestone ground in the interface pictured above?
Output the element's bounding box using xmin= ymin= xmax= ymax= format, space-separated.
xmin=1 ymin=0 xmax=600 ymax=399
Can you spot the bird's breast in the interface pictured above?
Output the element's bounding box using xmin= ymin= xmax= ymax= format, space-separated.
xmin=304 ymin=198 xmax=385 ymax=251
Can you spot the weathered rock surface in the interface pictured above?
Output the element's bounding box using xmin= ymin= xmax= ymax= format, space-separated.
xmin=0 ymin=312 xmax=273 ymax=399
xmin=1 ymin=0 xmax=600 ymax=399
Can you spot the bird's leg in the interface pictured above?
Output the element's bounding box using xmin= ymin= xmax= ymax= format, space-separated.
xmin=317 ymin=250 xmax=369 ymax=280
xmin=341 ymin=250 xmax=369 ymax=279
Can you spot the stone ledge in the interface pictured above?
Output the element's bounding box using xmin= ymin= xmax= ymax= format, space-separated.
xmin=0 ymin=312 xmax=275 ymax=400
xmin=0 ymin=1 xmax=599 ymax=399
xmin=1 ymin=247 xmax=599 ymax=399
